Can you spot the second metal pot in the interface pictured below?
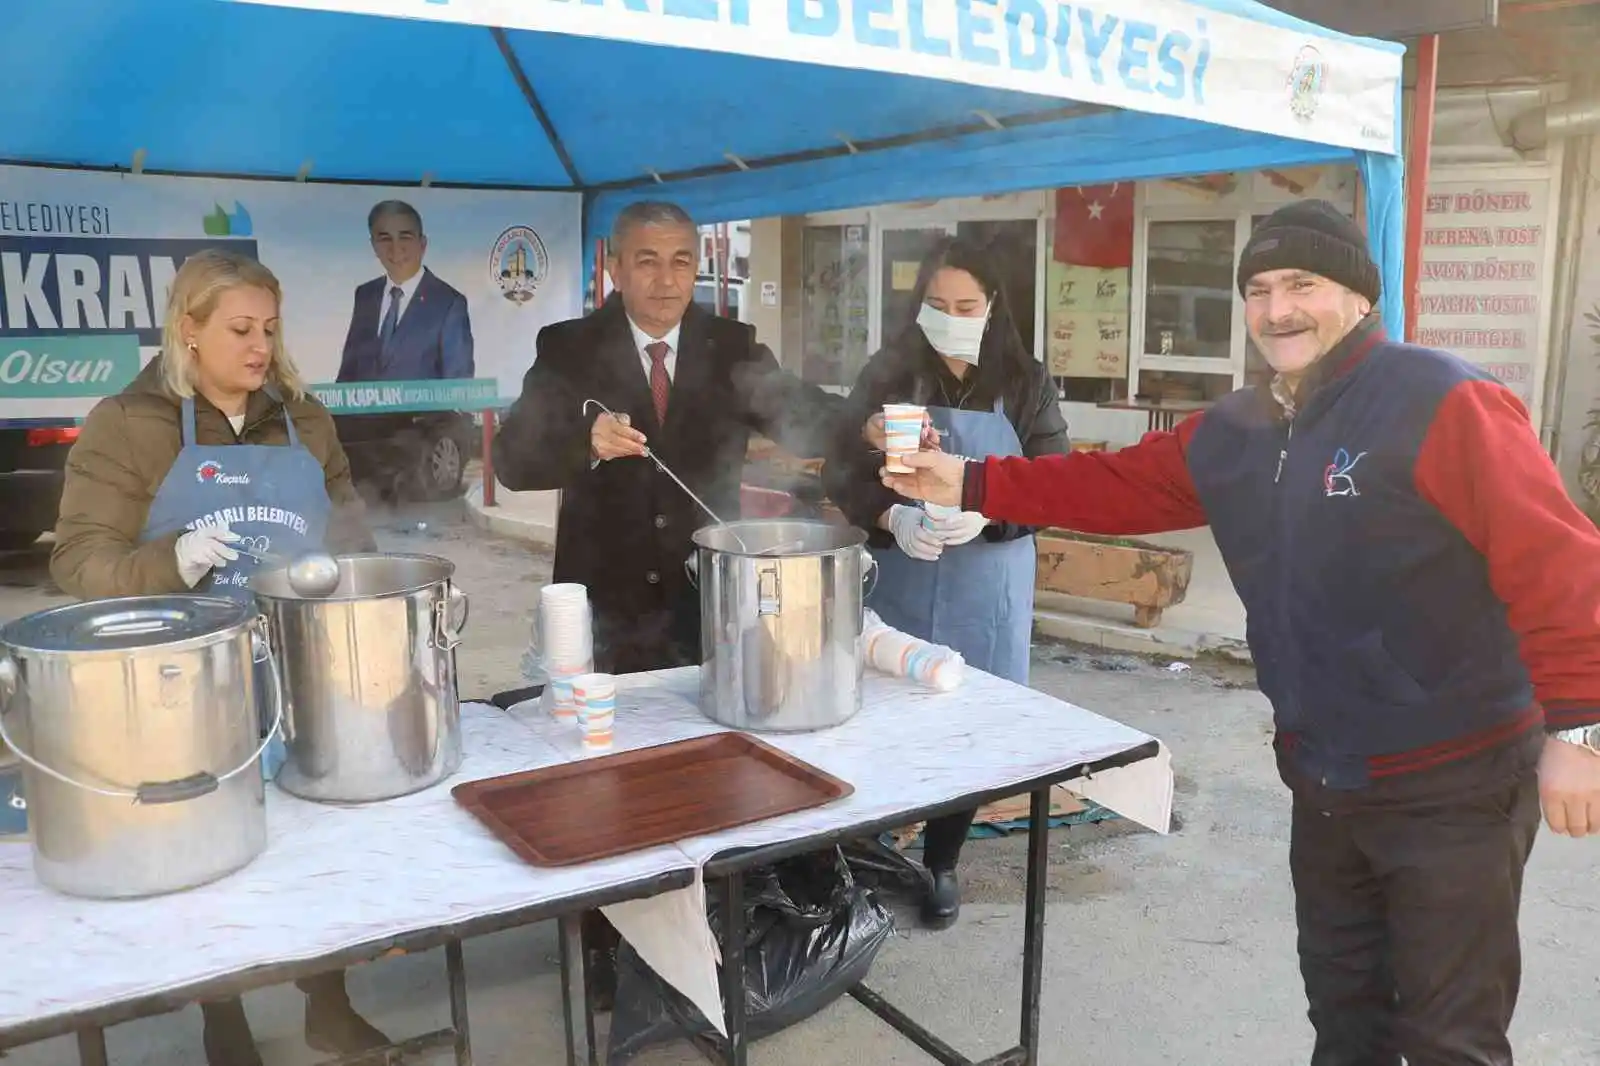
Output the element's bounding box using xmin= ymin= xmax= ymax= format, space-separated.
xmin=693 ymin=519 xmax=872 ymax=733
xmin=253 ymin=553 xmax=468 ymax=803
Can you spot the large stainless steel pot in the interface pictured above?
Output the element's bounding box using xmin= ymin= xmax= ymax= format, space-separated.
xmin=0 ymin=596 xmax=278 ymax=899
xmin=253 ymin=553 xmax=468 ymax=803
xmin=692 ymin=519 xmax=873 ymax=732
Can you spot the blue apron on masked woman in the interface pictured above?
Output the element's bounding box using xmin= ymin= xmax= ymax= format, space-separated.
xmin=867 ymin=398 xmax=1035 ymax=685
xmin=140 ymin=395 xmax=333 ymax=778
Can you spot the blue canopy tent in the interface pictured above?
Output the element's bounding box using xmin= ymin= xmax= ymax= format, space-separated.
xmin=0 ymin=0 xmax=1408 ymax=329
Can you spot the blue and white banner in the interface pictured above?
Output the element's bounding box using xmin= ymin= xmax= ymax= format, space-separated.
xmin=230 ymin=0 xmax=1403 ymax=155
xmin=0 ymin=165 xmax=581 ymax=419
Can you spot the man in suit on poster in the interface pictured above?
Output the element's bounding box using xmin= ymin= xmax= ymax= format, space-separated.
xmin=337 ymin=200 xmax=474 ymax=383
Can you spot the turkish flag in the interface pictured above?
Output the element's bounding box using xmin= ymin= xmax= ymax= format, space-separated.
xmin=1053 ymin=184 xmax=1135 ymax=269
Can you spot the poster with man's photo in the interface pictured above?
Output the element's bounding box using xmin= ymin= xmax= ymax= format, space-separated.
xmin=0 ymin=165 xmax=582 ymax=420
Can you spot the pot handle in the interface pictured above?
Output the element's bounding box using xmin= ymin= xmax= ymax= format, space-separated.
xmin=684 ymin=552 xmax=699 ymax=588
xmin=433 ymin=583 xmax=470 ymax=651
xmin=757 ymin=562 xmax=781 ymax=616
xmin=862 ymin=551 xmax=879 ymax=600
xmin=0 ymin=643 xmax=284 ymax=806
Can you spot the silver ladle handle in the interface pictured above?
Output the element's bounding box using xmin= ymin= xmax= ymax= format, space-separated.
xmin=582 ymin=397 xmax=748 ymax=551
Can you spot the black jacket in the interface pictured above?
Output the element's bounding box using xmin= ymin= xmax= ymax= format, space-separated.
xmin=494 ymin=297 xmax=847 ymax=674
xmin=823 ymin=331 xmax=1070 ymax=549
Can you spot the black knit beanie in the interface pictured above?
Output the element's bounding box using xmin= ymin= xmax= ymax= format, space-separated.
xmin=1236 ymin=199 xmax=1381 ymax=305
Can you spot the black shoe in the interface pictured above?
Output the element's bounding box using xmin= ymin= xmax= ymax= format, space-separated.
xmin=201 ymin=998 xmax=264 ymax=1066
xmin=303 ymin=990 xmax=392 ymax=1057
xmin=921 ymin=868 xmax=961 ymax=930
xmin=586 ymin=945 xmax=619 ymax=1013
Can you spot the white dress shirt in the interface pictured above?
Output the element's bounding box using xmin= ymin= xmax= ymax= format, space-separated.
xmin=375 ymin=269 xmax=425 ymax=336
xmin=589 ymin=318 xmax=682 ymax=469
xmin=628 ymin=317 xmax=680 ymax=383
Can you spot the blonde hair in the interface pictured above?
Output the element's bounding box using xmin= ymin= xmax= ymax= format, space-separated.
xmin=159 ymin=249 xmax=307 ymax=400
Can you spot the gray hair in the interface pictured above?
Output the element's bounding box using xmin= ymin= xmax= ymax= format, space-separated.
xmin=368 ymin=199 xmax=424 ymax=237
xmin=610 ymin=201 xmax=696 ymax=246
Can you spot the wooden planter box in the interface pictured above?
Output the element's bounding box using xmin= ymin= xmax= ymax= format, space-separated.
xmin=1035 ymin=530 xmax=1193 ymax=628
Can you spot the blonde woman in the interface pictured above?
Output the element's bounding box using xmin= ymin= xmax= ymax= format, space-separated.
xmin=51 ymin=249 xmax=382 ymax=1066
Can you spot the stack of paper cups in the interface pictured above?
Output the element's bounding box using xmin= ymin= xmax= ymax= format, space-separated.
xmin=540 ymin=583 xmax=593 ymax=722
xmin=573 ymin=673 xmax=616 ymax=750
xmin=863 ymin=619 xmax=964 ymax=691
xmin=882 ymin=403 xmax=926 ymax=474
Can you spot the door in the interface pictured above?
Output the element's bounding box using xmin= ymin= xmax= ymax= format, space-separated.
xmin=878 ymin=226 xmax=954 ymax=345
xmin=957 ymin=219 xmax=1039 ymax=354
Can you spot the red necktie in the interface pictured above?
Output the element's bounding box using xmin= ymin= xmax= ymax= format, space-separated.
xmin=646 ymin=341 xmax=671 ymax=424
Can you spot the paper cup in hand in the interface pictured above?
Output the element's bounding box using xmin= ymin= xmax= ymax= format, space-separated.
xmin=882 ymin=403 xmax=926 ymax=474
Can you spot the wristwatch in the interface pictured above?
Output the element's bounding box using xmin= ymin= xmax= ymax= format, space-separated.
xmin=1553 ymin=724 xmax=1600 ymax=754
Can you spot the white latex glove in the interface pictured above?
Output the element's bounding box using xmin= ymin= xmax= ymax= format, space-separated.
xmin=888 ymin=504 xmax=943 ymax=562
xmin=926 ymin=509 xmax=989 ymax=546
xmin=175 ymin=525 xmax=241 ymax=587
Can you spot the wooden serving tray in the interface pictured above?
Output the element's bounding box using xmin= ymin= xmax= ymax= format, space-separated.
xmin=452 ymin=733 xmax=854 ymax=867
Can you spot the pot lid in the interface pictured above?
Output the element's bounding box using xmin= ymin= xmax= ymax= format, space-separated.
xmin=0 ymin=596 xmax=253 ymax=654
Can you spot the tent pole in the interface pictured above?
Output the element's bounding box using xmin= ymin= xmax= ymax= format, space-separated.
xmin=1403 ymin=34 xmax=1440 ymax=343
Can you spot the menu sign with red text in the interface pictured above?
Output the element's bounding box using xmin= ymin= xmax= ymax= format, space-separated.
xmin=1416 ymin=179 xmax=1549 ymax=404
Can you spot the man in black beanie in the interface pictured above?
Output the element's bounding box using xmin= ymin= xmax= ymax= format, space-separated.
xmin=879 ymin=199 xmax=1600 ymax=1064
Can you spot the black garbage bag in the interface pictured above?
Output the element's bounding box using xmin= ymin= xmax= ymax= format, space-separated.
xmin=606 ymin=845 xmax=895 ymax=1062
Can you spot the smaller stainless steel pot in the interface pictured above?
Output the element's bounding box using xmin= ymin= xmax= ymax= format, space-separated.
xmin=253 ymin=553 xmax=468 ymax=803
xmin=691 ymin=520 xmax=874 ymax=733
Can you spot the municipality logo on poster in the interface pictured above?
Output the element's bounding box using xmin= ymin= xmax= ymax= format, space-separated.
xmin=202 ymin=201 xmax=253 ymax=237
xmin=490 ymin=226 xmax=549 ymax=306
xmin=1287 ymin=46 xmax=1327 ymax=123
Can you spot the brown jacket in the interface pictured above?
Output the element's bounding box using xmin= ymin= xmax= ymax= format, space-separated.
xmin=51 ymin=360 xmax=375 ymax=599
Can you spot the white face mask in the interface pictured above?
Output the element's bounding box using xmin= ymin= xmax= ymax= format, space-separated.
xmin=916 ymin=301 xmax=990 ymax=365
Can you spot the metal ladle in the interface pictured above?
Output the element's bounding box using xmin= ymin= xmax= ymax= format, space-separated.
xmin=234 ymin=546 xmax=342 ymax=597
xmin=285 ymin=552 xmax=341 ymax=597
xmin=582 ymin=398 xmax=752 ymax=551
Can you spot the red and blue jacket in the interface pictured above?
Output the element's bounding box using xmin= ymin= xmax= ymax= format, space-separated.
xmin=964 ymin=318 xmax=1600 ymax=788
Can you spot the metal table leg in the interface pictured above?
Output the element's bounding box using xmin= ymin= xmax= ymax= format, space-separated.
xmin=718 ymin=873 xmax=748 ymax=1066
xmin=847 ymin=786 xmax=1057 ymax=1066
xmin=75 ymin=1028 xmax=108 ymax=1066
xmin=558 ymin=915 xmax=597 ymax=1066
xmin=445 ymin=940 xmax=474 ymax=1066
xmin=1017 ymin=787 xmax=1050 ymax=1065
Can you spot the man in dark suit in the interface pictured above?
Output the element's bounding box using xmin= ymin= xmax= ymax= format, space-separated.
xmin=496 ymin=200 xmax=847 ymax=674
xmin=336 ymin=200 xmax=474 ymax=382
xmin=494 ymin=202 xmax=850 ymax=1006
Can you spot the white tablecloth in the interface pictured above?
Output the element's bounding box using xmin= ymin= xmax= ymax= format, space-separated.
xmin=0 ymin=667 xmax=1171 ymax=1044
xmin=507 ymin=666 xmax=1174 ymax=1037
xmin=0 ymin=704 xmax=693 ymax=1036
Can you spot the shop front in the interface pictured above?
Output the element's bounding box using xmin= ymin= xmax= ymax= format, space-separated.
xmin=782 ymin=86 xmax=1568 ymax=452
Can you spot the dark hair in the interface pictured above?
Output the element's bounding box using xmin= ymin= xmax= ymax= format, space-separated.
xmin=367 ymin=200 xmax=424 ymax=237
xmin=611 ymin=201 xmax=697 ymax=246
xmin=901 ymin=236 xmax=1033 ymax=406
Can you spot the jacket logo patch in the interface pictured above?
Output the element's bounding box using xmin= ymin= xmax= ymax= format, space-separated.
xmin=1323 ymin=448 xmax=1366 ymax=497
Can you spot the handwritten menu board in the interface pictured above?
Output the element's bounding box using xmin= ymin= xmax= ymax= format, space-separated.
xmin=1416 ymin=179 xmax=1549 ymax=404
xmin=1045 ymin=260 xmax=1130 ymax=379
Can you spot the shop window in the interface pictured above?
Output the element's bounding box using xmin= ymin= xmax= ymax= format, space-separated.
xmin=1142 ymin=220 xmax=1235 ymax=363
xmin=1046 ymin=184 xmax=1135 ymax=402
xmin=799 ymin=225 xmax=869 ymax=388
xmin=1135 ymin=369 xmax=1237 ymax=403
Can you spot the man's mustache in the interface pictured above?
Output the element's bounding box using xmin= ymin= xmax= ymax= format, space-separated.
xmin=1262 ymin=317 xmax=1316 ymax=335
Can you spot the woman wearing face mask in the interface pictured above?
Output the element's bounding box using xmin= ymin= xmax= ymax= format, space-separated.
xmin=51 ymin=250 xmax=384 ymax=1066
xmin=825 ymin=236 xmax=1069 ymax=929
